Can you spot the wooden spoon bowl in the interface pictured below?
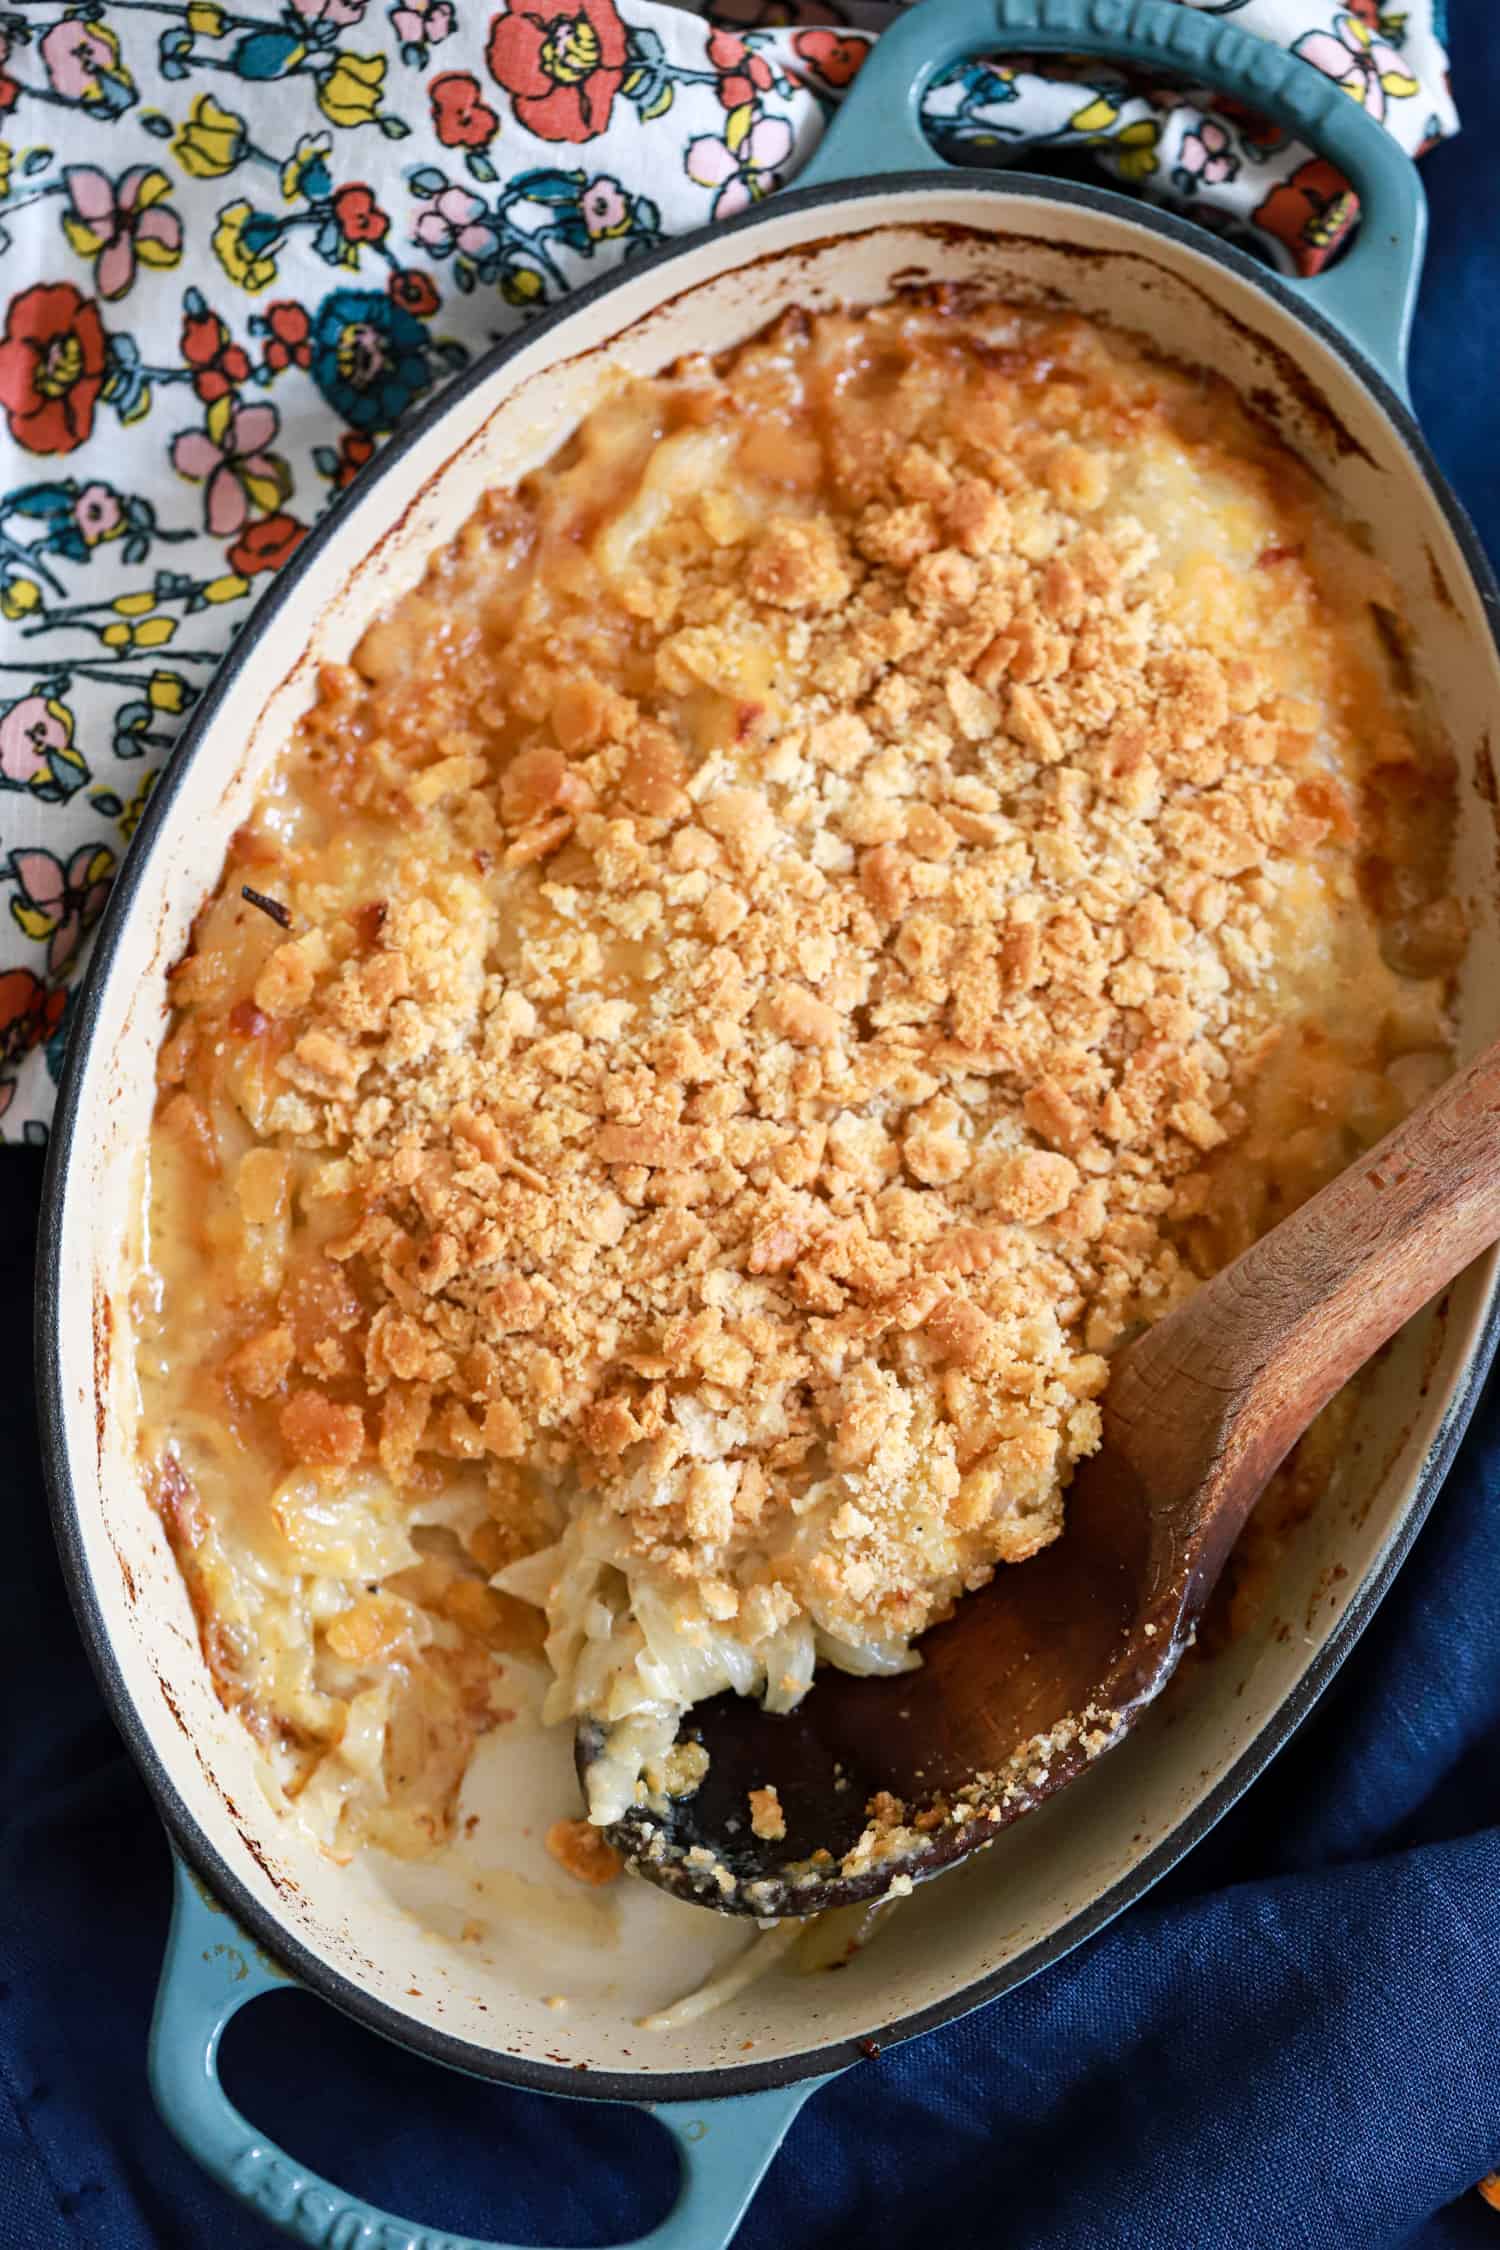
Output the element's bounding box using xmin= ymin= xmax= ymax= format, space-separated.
xmin=581 ymin=1038 xmax=1500 ymax=1914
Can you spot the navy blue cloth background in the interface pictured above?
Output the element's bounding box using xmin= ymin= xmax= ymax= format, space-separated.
xmin=4 ymin=13 xmax=1499 ymax=2239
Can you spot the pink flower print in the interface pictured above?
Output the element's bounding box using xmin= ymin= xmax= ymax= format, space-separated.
xmin=1293 ymin=13 xmax=1419 ymax=126
xmin=8 ymin=845 xmax=115 ymax=975
xmin=0 ymin=696 xmax=85 ymax=800
xmin=412 ymin=187 xmax=493 ymax=258
xmin=686 ymin=111 xmax=793 ymax=221
xmin=1176 ymin=117 xmax=1238 ymax=188
xmin=61 ymin=167 xmax=183 ymax=302
xmin=581 ymin=178 xmax=630 ymax=239
xmin=73 ymin=483 xmax=125 ymax=547
xmin=391 ymin=0 xmax=454 ymax=45
xmin=39 ymin=20 xmax=129 ymax=103
xmin=287 ymin=0 xmax=367 ymax=23
xmin=171 ymin=396 xmax=290 ymax=537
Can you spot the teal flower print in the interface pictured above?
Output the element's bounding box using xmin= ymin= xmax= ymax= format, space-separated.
xmin=308 ymin=287 xmax=431 ymax=433
xmin=281 ymin=133 xmax=335 ymax=202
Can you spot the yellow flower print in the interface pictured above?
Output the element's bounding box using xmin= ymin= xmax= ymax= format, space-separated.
xmin=101 ymin=615 xmax=177 ymax=649
xmin=148 ymin=673 xmax=187 ymax=714
xmin=317 ymin=51 xmax=387 ymax=128
xmin=0 ymin=578 xmax=40 ymax=620
xmin=1069 ymin=91 xmax=1161 ymax=182
xmin=0 ymin=145 xmax=11 ymax=201
xmin=174 ymin=93 xmax=249 ymax=178
xmin=501 ymin=267 xmax=544 ymax=307
xmin=280 ymin=132 xmax=333 ymax=202
xmin=187 ymin=0 xmax=227 ymax=31
xmin=212 ymin=199 xmax=281 ymax=293
xmin=118 ymin=770 xmax=159 ymax=840
xmin=1069 ymin=92 xmax=1119 ymax=134
xmin=203 ymin=573 xmax=251 ymax=604
xmin=1110 ymin=118 xmax=1161 ymax=181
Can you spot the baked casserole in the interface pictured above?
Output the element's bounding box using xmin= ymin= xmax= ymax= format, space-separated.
xmin=133 ymin=292 xmax=1462 ymax=1867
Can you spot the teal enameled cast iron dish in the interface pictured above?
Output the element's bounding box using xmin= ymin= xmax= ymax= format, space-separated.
xmin=38 ymin=1 xmax=1500 ymax=2243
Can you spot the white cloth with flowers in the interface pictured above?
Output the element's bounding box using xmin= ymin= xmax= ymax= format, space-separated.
xmin=0 ymin=0 xmax=1455 ymax=1135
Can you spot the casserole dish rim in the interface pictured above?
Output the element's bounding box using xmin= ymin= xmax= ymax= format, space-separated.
xmin=37 ymin=165 xmax=1500 ymax=2106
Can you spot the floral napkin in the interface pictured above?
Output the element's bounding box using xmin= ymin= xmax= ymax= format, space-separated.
xmin=0 ymin=0 xmax=1456 ymax=1137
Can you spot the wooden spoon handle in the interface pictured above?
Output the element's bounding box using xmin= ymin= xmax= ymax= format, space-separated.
xmin=1110 ymin=1035 xmax=1500 ymax=1559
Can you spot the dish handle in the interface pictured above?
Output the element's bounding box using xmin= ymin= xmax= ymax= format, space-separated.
xmin=796 ymin=0 xmax=1426 ymax=400
xmin=150 ymin=1854 xmax=828 ymax=2250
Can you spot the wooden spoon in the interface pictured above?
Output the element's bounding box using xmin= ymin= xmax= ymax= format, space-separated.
xmin=579 ymin=1039 xmax=1500 ymax=1915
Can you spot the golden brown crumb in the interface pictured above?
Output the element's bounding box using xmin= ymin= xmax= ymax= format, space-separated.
xmin=225 ymin=1326 xmax=294 ymax=1400
xmin=545 ymin=1816 xmax=623 ymax=1886
xmin=745 ymin=515 xmax=851 ymax=611
xmin=748 ymin=1785 xmax=787 ymax=1842
xmin=280 ymin=1389 xmax=364 ymax=1469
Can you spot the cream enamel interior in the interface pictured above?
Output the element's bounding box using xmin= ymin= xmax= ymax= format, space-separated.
xmin=52 ymin=182 xmax=1500 ymax=2088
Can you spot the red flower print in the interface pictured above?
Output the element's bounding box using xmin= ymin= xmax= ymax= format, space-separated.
xmin=429 ymin=69 xmax=499 ymax=147
xmin=0 ymin=968 xmax=65 ymax=1076
xmin=1208 ymin=93 xmax=1284 ymax=154
xmin=486 ymin=0 xmax=628 ymax=144
xmin=331 ymin=431 xmax=375 ymax=489
xmin=0 ymin=30 xmax=20 ymax=114
xmin=1253 ymin=156 xmax=1358 ymax=277
xmin=791 ymin=28 xmax=865 ymax=89
xmin=332 ymin=184 xmax=390 ymax=246
xmin=181 ymin=302 xmax=252 ymax=404
xmin=262 ymin=301 xmax=312 ymax=374
xmin=0 ymin=284 xmax=108 ymax=457
xmin=708 ymin=29 xmax=773 ymax=110
xmin=227 ymin=512 xmax=309 ymax=576
xmin=388 ymin=269 xmax=440 ymax=319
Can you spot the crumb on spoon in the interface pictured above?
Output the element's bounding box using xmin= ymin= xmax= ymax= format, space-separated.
xmin=748 ymin=1785 xmax=787 ymax=1842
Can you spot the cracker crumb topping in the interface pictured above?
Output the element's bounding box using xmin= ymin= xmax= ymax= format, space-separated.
xmin=748 ymin=1785 xmax=787 ymax=1842
xmin=140 ymin=292 xmax=1459 ymax=1856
